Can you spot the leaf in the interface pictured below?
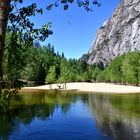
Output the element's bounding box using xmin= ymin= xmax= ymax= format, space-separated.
xmin=64 ymin=4 xmax=69 ymax=10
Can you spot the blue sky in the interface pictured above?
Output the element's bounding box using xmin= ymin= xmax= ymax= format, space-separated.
xmin=23 ymin=0 xmax=120 ymax=59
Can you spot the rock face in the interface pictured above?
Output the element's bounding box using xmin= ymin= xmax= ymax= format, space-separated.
xmin=81 ymin=0 xmax=140 ymax=67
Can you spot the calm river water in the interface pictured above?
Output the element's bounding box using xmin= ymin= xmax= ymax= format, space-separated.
xmin=0 ymin=90 xmax=140 ymax=140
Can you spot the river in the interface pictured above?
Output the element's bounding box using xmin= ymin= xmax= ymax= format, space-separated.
xmin=0 ymin=90 xmax=139 ymax=140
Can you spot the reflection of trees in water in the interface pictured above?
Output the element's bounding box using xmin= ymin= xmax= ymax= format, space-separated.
xmin=0 ymin=90 xmax=79 ymax=140
xmin=88 ymin=94 xmax=140 ymax=140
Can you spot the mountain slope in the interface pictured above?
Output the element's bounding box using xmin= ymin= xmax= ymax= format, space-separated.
xmin=81 ymin=0 xmax=140 ymax=67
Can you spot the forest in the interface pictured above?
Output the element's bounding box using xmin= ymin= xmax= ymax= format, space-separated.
xmin=94 ymin=51 xmax=140 ymax=85
xmin=4 ymin=32 xmax=94 ymax=85
xmin=4 ymin=32 xmax=140 ymax=86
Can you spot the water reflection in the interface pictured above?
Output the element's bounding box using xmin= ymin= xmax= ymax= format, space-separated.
xmin=89 ymin=94 xmax=140 ymax=140
xmin=0 ymin=90 xmax=140 ymax=140
xmin=0 ymin=90 xmax=79 ymax=140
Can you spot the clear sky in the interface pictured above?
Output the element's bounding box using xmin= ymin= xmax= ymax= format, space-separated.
xmin=22 ymin=0 xmax=120 ymax=59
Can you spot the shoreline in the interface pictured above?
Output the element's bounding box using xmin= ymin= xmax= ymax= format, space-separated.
xmin=21 ymin=82 xmax=140 ymax=94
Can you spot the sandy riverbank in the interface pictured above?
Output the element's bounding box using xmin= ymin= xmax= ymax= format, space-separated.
xmin=21 ymin=82 xmax=140 ymax=94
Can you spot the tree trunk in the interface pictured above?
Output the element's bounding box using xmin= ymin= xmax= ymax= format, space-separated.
xmin=0 ymin=0 xmax=11 ymax=90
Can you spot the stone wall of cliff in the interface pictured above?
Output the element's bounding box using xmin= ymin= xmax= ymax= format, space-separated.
xmin=81 ymin=0 xmax=140 ymax=67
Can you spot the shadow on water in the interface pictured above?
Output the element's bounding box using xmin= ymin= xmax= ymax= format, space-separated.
xmin=88 ymin=93 xmax=140 ymax=140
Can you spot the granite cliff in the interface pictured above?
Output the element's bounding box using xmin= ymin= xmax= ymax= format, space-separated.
xmin=81 ymin=0 xmax=140 ymax=67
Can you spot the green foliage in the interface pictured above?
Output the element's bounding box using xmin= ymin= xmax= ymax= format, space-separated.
xmin=121 ymin=52 xmax=140 ymax=85
xmin=58 ymin=59 xmax=70 ymax=83
xmin=103 ymin=55 xmax=124 ymax=83
xmin=1 ymin=0 xmax=101 ymax=83
xmin=9 ymin=1 xmax=53 ymax=42
xmin=4 ymin=32 xmax=27 ymax=82
xmin=47 ymin=0 xmax=101 ymax=11
xmin=92 ymin=66 xmax=101 ymax=81
xmin=1 ymin=0 xmax=100 ymax=87
xmin=98 ymin=52 xmax=140 ymax=85
xmin=19 ymin=44 xmax=56 ymax=83
xmin=57 ymin=59 xmax=95 ymax=83
xmin=45 ymin=66 xmax=56 ymax=84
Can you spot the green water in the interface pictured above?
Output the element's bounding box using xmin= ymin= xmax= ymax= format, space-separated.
xmin=0 ymin=90 xmax=140 ymax=140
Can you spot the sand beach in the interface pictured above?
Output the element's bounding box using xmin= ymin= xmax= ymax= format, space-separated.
xmin=22 ymin=82 xmax=140 ymax=94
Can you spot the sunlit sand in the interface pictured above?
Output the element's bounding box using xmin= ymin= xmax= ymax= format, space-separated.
xmin=22 ymin=82 xmax=140 ymax=94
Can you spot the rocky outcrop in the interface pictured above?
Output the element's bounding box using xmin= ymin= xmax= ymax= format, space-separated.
xmin=81 ymin=0 xmax=140 ymax=67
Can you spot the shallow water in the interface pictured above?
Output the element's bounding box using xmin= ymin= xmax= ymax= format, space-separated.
xmin=0 ymin=90 xmax=140 ymax=140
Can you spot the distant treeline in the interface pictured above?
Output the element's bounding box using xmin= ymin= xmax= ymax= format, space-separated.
xmin=4 ymin=32 xmax=94 ymax=84
xmin=4 ymin=32 xmax=140 ymax=85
